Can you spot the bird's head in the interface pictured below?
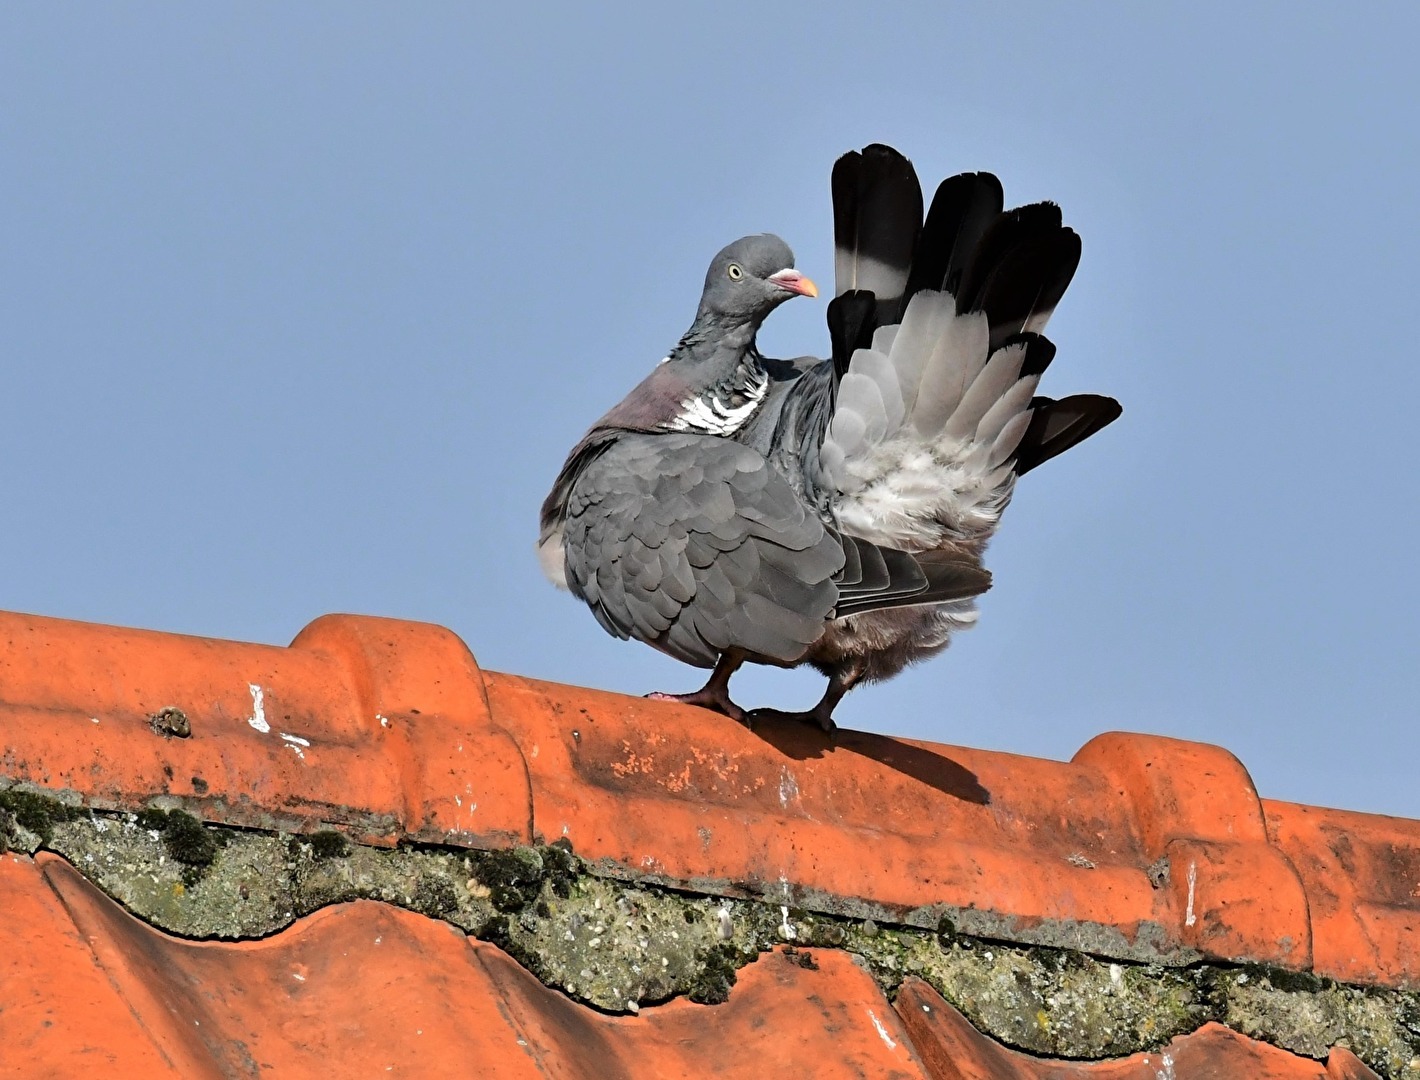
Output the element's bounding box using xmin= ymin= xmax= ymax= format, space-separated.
xmin=695 ymin=234 xmax=818 ymax=325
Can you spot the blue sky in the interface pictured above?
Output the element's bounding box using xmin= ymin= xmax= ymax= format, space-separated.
xmin=3 ymin=5 xmax=1417 ymax=817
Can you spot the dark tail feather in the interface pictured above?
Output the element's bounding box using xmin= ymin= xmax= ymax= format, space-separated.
xmin=1014 ymin=394 xmax=1122 ymax=476
xmin=905 ymin=172 xmax=1004 ymax=304
xmin=955 ymin=203 xmax=1081 ymax=350
xmin=958 ymin=202 xmax=1063 ymax=308
xmin=832 ymin=144 xmax=922 ymax=327
xmin=827 ymin=291 xmax=878 ymax=381
xmin=977 ymin=229 xmax=1081 ymax=351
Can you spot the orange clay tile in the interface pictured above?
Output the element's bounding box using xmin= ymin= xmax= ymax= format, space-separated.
xmin=0 ymin=610 xmax=530 ymax=847
xmin=1 ymin=852 xmax=1381 ymax=1079
xmin=1264 ymin=799 xmax=1420 ymax=988
xmin=1 ymin=606 xmax=1419 ymax=990
xmin=5 ymin=854 xmax=931 ymax=1079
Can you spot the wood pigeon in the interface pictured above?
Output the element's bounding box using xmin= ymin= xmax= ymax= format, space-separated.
xmin=539 ymin=144 xmax=1120 ymax=730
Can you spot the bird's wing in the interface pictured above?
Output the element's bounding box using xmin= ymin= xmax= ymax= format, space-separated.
xmin=560 ymin=433 xmax=844 ymax=668
xmin=833 ymin=537 xmax=991 ymax=616
xmin=820 ymin=168 xmax=1120 ymax=551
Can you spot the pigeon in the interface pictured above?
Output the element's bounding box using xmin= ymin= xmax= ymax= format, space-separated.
xmin=539 ymin=144 xmax=1120 ymax=730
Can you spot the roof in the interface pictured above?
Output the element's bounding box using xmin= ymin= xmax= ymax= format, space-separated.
xmin=1 ymin=607 xmax=1416 ymax=1078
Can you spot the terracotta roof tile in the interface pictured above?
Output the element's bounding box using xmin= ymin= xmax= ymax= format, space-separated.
xmin=2 ymin=607 xmax=1417 ymax=1076
xmin=1265 ymin=799 xmax=1420 ymax=988
xmin=8 ymin=854 xmax=930 ymax=1078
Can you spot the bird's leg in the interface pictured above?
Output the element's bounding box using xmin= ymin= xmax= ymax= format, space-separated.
xmin=646 ymin=650 xmax=748 ymax=724
xmin=748 ymin=660 xmax=866 ymax=734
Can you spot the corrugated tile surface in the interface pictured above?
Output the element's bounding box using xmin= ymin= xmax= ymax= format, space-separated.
xmin=0 ymin=607 xmax=1414 ymax=1076
xmin=1 ymin=854 xmax=1383 ymax=1079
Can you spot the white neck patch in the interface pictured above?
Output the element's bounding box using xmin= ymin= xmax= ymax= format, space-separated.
xmin=662 ymin=362 xmax=768 ymax=436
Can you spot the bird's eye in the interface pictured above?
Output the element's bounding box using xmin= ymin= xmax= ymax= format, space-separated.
xmin=727 ymin=264 xmax=744 ymax=281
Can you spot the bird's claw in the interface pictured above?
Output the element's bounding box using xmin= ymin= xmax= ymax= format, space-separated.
xmin=646 ymin=689 xmax=746 ymax=725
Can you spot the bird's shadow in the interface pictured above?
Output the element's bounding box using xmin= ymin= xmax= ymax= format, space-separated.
xmin=749 ymin=721 xmax=991 ymax=806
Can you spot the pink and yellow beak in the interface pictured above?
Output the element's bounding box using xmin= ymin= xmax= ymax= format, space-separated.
xmin=767 ymin=268 xmax=819 ymax=299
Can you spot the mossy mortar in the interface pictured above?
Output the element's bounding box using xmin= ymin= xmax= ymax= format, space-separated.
xmin=5 ymin=790 xmax=1418 ymax=1078
xmin=308 ymin=830 xmax=351 ymax=861
xmin=0 ymin=788 xmax=84 ymax=846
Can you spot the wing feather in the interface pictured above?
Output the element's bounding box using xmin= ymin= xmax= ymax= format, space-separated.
xmin=562 ymin=433 xmax=842 ymax=667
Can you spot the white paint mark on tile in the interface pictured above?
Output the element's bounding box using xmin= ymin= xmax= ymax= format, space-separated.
xmin=247 ymin=684 xmax=270 ymax=733
xmin=377 ymin=714 xmax=389 ymax=728
xmin=292 ymin=972 xmax=306 ymax=982
xmin=868 ymin=1009 xmax=897 ymax=1050
xmin=1185 ymin=861 xmax=1198 ymax=927
xmin=778 ymin=766 xmax=799 ymax=808
xmin=90 ymin=717 xmax=100 ymax=724
xmin=279 ymin=732 xmax=309 ymax=760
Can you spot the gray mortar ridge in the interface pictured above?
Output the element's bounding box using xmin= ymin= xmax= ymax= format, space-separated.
xmin=3 ymin=786 xmax=1418 ymax=1078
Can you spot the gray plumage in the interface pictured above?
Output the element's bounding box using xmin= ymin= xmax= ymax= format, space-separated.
xmin=562 ymin=433 xmax=841 ymax=668
xmin=541 ymin=235 xmax=858 ymax=689
xmin=541 ymin=147 xmax=1118 ymax=730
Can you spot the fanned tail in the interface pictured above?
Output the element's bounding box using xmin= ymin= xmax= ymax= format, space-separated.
xmin=819 ymin=151 xmax=1119 ymax=550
